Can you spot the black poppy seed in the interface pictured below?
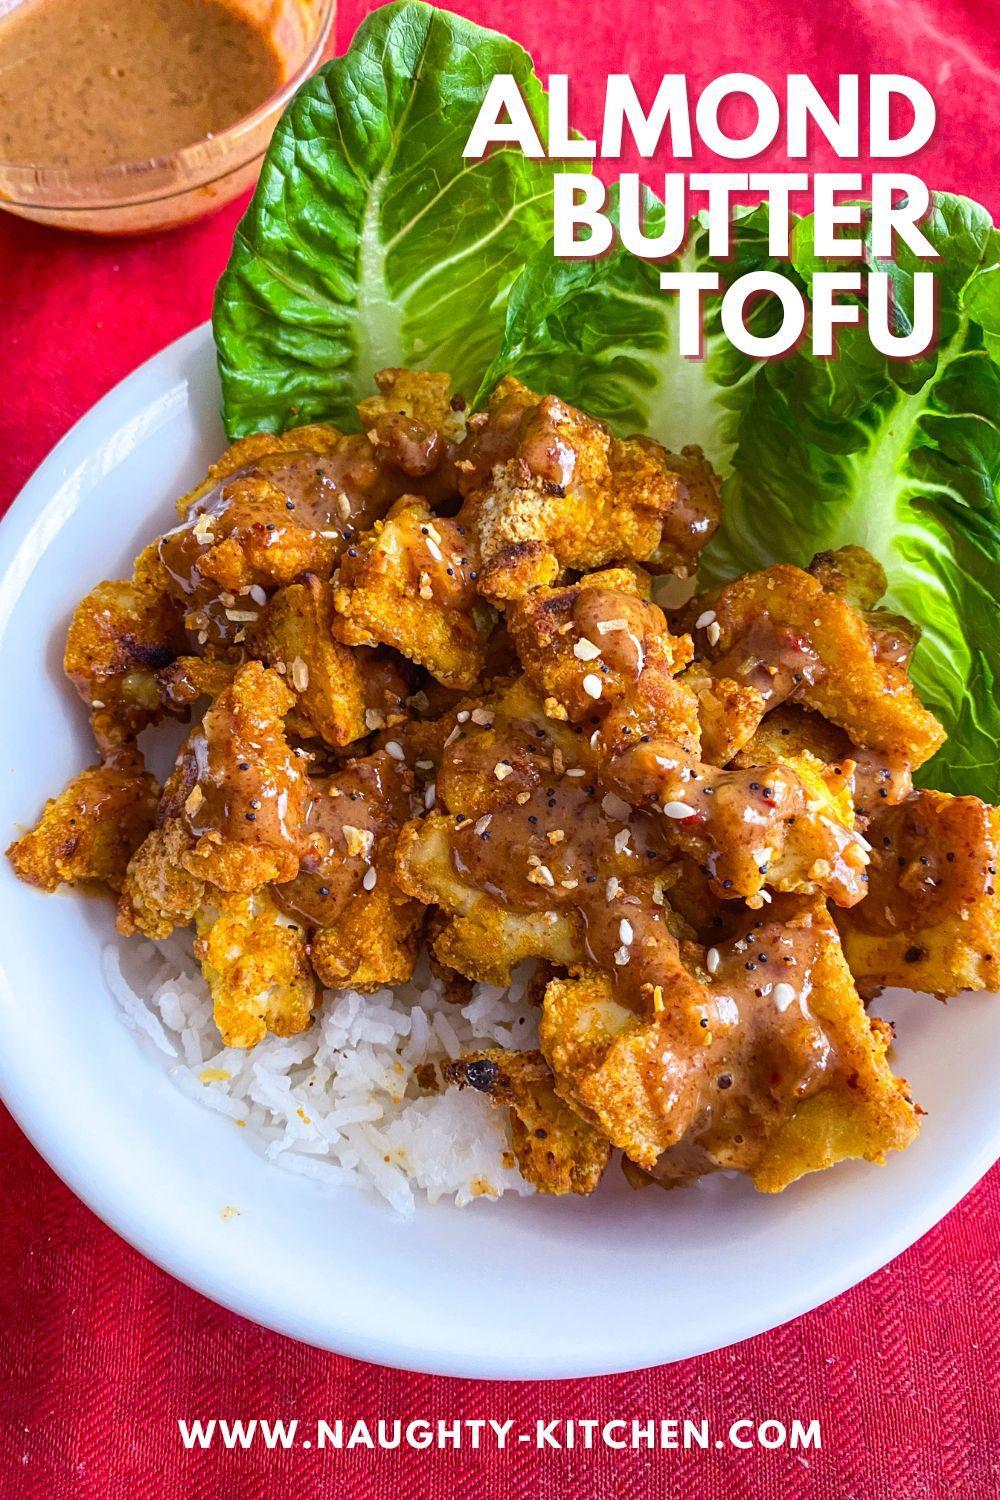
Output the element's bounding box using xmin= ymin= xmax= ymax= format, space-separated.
xmin=319 ymin=886 xmax=330 ymax=897
xmin=723 ymin=880 xmax=733 ymax=890
xmin=238 ymin=762 xmax=249 ymax=771
xmin=745 ymin=961 xmax=756 ymax=971
xmin=245 ymin=812 xmax=256 ymax=822
xmin=946 ymin=851 xmax=955 ymax=862
xmin=717 ymin=1074 xmax=733 ymax=1090
xmin=286 ymin=499 xmax=295 ymax=510
xmin=347 ymin=548 xmax=357 ymax=558
xmin=528 ymin=816 xmax=538 ymax=825
xmin=749 ymin=781 xmax=760 ymax=791
xmin=904 ymin=945 xmax=924 ymax=963
xmin=700 ymin=1017 xmax=709 ymax=1027
xmin=585 ymin=874 xmax=596 ymax=883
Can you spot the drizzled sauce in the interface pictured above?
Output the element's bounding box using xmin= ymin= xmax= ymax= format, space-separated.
xmin=273 ymin=753 xmax=412 ymax=928
xmin=0 ymin=0 xmax=284 ymax=170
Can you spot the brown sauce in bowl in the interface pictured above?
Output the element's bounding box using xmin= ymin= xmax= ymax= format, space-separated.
xmin=0 ymin=0 xmax=284 ymax=169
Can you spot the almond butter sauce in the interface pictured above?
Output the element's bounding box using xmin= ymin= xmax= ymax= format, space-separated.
xmin=0 ymin=0 xmax=284 ymax=170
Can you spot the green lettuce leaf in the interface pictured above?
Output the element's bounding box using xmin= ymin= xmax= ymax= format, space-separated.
xmin=214 ymin=1 xmax=578 ymax=437
xmin=701 ymin=192 xmax=1000 ymax=797
xmin=481 ymin=205 xmax=788 ymax=473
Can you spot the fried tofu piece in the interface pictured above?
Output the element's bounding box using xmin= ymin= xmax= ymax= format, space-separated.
xmin=274 ymin=749 xmax=423 ymax=993
xmin=508 ymin=568 xmax=700 ymax=753
xmin=541 ymin=899 xmax=919 ymax=1188
xmin=248 ymin=577 xmax=367 ymax=748
xmin=332 ymin=498 xmax=494 ymax=689
xmin=509 ymin=575 xmax=869 ymax=907
xmin=395 ymin=689 xmax=706 ymax=1006
xmin=195 ymin=890 xmax=317 ymax=1049
xmin=358 ymin=368 xmax=467 ymax=502
xmin=445 ymin=1048 xmax=611 ymax=1195
xmin=837 ymin=791 xmax=1000 ymax=998
xmin=8 ymin=759 xmax=159 ymax=895
xmin=681 ymin=671 xmax=766 ymax=766
xmin=155 ymin=655 xmax=236 ymax=713
xmin=122 ymin=663 xmax=308 ymax=932
xmin=116 ymin=819 xmax=208 ymax=940
xmin=695 ymin=562 xmax=945 ymax=766
xmin=64 ymin=558 xmax=186 ymax=752
xmin=458 ymin=377 xmax=720 ymax=601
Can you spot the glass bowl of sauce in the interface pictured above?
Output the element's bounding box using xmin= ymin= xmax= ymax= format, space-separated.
xmin=0 ymin=0 xmax=335 ymax=233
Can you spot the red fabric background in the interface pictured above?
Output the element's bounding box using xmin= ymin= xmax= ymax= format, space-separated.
xmin=1 ymin=2 xmax=997 ymax=1495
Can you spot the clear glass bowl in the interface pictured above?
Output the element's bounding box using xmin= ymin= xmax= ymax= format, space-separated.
xmin=0 ymin=0 xmax=336 ymax=235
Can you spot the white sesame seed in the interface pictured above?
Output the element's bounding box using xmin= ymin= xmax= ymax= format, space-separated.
xmin=706 ymin=947 xmax=721 ymax=975
xmin=457 ymin=710 xmax=470 ymax=723
xmin=565 ymin=767 xmax=585 ymax=777
xmin=425 ymin=538 xmax=443 ymax=563
xmin=662 ymin=801 xmax=692 ymax=819
xmin=619 ymin=918 xmax=634 ymax=945
xmin=424 ymin=784 xmax=436 ymax=809
xmin=290 ymin=657 xmax=309 ymax=692
xmin=415 ymin=759 xmax=434 ymax=771
xmin=582 ymin=673 xmax=603 ymax=699
xmin=602 ymin=792 xmax=631 ymax=821
xmin=706 ymin=621 xmax=721 ymax=647
xmin=425 ymin=522 xmax=442 ymax=544
xmin=573 ymin=638 xmax=601 ymax=661
xmin=614 ymin=946 xmax=630 ymax=966
xmin=773 ymin=982 xmax=796 ymax=1010
xmin=249 ymin=584 xmax=267 ymax=607
xmin=384 ymin=741 xmax=405 ymax=761
xmin=695 ymin=610 xmax=716 ymax=629
xmin=362 ymin=866 xmax=378 ymax=891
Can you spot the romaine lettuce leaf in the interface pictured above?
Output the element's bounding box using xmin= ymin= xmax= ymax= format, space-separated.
xmin=701 ymin=193 xmax=1000 ymax=798
xmin=481 ymin=205 xmax=787 ymax=473
xmin=214 ymin=1 xmax=579 ymax=437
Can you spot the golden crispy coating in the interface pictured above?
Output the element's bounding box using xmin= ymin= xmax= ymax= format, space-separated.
xmin=155 ymin=655 xmax=236 ymax=713
xmin=332 ymin=498 xmax=494 ymax=689
xmin=508 ymin=568 xmax=699 ymax=753
xmin=310 ymin=877 xmax=422 ymax=993
xmin=159 ymin=661 xmax=308 ymax=893
xmin=693 ymin=562 xmax=945 ymax=767
xmin=116 ymin=819 xmax=208 ymax=940
xmin=445 ymin=1048 xmax=611 ymax=1194
xmin=457 ymin=377 xmax=720 ymax=601
xmin=248 ymin=577 xmax=367 ymax=748
xmin=541 ymin=899 xmax=918 ymax=1188
xmin=273 ymin=749 xmax=423 ymax=993
xmin=681 ymin=671 xmax=765 ymax=766
xmin=733 ymin=705 xmax=914 ymax=822
xmin=8 ymin=760 xmax=159 ymax=895
xmin=837 ymin=791 xmax=1000 ymax=999
xmin=357 ymin=368 xmax=468 ymax=503
xmin=807 ymin=544 xmax=888 ymax=610
xmin=195 ymin=890 xmax=317 ymax=1049
xmin=64 ymin=561 xmax=186 ymax=751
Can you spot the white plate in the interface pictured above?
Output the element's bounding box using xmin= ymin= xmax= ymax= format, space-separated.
xmin=0 ymin=324 xmax=997 ymax=1379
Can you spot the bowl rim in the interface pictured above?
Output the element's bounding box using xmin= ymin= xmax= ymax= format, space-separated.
xmin=0 ymin=0 xmax=336 ymax=209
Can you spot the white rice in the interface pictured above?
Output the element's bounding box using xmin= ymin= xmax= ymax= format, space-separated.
xmin=103 ymin=938 xmax=539 ymax=1216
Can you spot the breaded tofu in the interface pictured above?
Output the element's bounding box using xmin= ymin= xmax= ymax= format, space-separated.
xmin=8 ymin=758 xmax=159 ymax=895
xmin=275 ymin=749 xmax=423 ymax=993
xmin=332 ymin=498 xmax=494 ymax=689
xmin=693 ymin=562 xmax=945 ymax=767
xmin=541 ymin=899 xmax=919 ymax=1189
xmin=195 ymin=889 xmax=317 ymax=1049
xmin=248 ymin=576 xmax=368 ymax=747
xmin=445 ymin=1048 xmax=611 ymax=1194
xmin=837 ymin=790 xmax=1000 ymax=998
xmin=64 ymin=552 xmax=186 ymax=752
xmin=457 ymin=377 xmax=720 ymax=601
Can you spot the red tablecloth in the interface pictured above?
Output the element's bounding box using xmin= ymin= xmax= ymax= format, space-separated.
xmin=1 ymin=2 xmax=997 ymax=1495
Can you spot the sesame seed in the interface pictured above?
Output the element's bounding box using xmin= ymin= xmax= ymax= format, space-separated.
xmin=362 ymin=867 xmax=378 ymax=891
xmin=706 ymin=947 xmax=721 ymax=975
xmin=582 ymin=673 xmax=603 ymax=699
xmin=425 ymin=538 xmax=443 ymax=563
xmin=773 ymin=982 xmax=796 ymax=1010
xmin=424 ymin=784 xmax=436 ymax=809
xmin=706 ymin=621 xmax=721 ymax=647
xmin=695 ymin=610 xmax=716 ymax=629
xmin=662 ymin=800 xmax=692 ymax=819
xmin=619 ymin=918 xmax=634 ymax=945
xmin=385 ymin=741 xmax=405 ymax=761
